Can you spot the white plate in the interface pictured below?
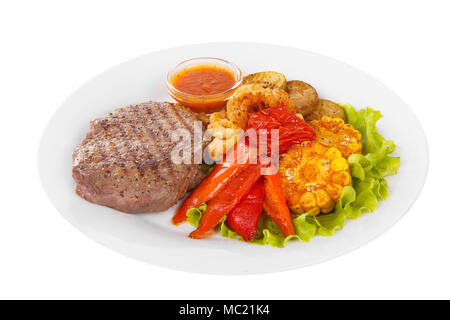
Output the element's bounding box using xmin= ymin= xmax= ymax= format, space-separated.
xmin=38 ymin=43 xmax=428 ymax=274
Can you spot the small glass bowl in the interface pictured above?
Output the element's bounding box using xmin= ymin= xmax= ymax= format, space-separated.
xmin=166 ymin=57 xmax=243 ymax=113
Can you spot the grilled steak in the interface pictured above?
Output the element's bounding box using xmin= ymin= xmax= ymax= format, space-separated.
xmin=72 ymin=101 xmax=206 ymax=213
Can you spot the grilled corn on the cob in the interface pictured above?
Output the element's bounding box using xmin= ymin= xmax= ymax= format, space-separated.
xmin=310 ymin=116 xmax=362 ymax=158
xmin=279 ymin=141 xmax=352 ymax=215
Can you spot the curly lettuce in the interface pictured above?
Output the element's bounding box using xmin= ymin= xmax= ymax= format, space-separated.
xmin=186 ymin=105 xmax=400 ymax=247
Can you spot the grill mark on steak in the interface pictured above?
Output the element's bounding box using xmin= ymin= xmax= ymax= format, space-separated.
xmin=146 ymin=103 xmax=178 ymax=181
xmin=130 ymin=105 xmax=159 ymax=171
xmin=101 ymin=114 xmax=129 ymax=177
xmin=98 ymin=118 xmax=122 ymax=167
xmin=172 ymin=104 xmax=195 ymax=133
xmin=122 ymin=107 xmax=152 ymax=176
xmin=136 ymin=113 xmax=161 ymax=175
xmin=144 ymin=104 xmax=171 ymax=172
xmin=146 ymin=104 xmax=174 ymax=152
xmin=161 ymin=102 xmax=188 ymax=131
xmin=123 ymin=104 xmax=164 ymax=199
xmin=161 ymin=102 xmax=196 ymax=164
xmin=130 ymin=104 xmax=162 ymax=180
xmin=147 ymin=102 xmax=195 ymax=203
xmin=111 ymin=111 xmax=140 ymax=166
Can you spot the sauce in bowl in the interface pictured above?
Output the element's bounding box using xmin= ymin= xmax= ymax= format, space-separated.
xmin=166 ymin=58 xmax=242 ymax=113
xmin=172 ymin=65 xmax=236 ymax=96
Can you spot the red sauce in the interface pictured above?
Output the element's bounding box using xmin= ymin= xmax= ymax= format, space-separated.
xmin=171 ymin=65 xmax=236 ymax=96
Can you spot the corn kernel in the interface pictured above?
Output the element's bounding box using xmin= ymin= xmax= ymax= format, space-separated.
xmin=331 ymin=158 xmax=349 ymax=171
xmin=349 ymin=142 xmax=361 ymax=153
xmin=300 ymin=192 xmax=316 ymax=209
xmin=315 ymin=188 xmax=333 ymax=209
xmin=331 ymin=171 xmax=351 ymax=186
xmin=325 ymin=147 xmax=342 ymax=160
xmin=326 ymin=183 xmax=343 ymax=201
xmin=341 ymin=171 xmax=352 ymax=185
xmin=314 ymin=143 xmax=329 ymax=155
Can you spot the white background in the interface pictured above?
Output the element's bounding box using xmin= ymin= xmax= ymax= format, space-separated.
xmin=0 ymin=0 xmax=448 ymax=299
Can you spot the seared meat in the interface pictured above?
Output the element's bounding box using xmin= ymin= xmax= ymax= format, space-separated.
xmin=72 ymin=101 xmax=205 ymax=213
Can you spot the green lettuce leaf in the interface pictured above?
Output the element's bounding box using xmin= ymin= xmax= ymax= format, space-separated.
xmin=186 ymin=105 xmax=400 ymax=247
xmin=186 ymin=203 xmax=207 ymax=227
xmin=199 ymin=164 xmax=215 ymax=174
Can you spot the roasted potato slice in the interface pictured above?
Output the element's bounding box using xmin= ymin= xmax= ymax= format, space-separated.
xmin=305 ymin=99 xmax=346 ymax=122
xmin=286 ymin=80 xmax=319 ymax=116
xmin=243 ymin=71 xmax=287 ymax=90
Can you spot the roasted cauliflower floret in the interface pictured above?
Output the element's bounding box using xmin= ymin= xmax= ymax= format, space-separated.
xmin=195 ymin=112 xmax=211 ymax=127
xmin=208 ymin=110 xmax=237 ymax=130
xmin=279 ymin=141 xmax=352 ymax=215
xmin=206 ymin=110 xmax=243 ymax=161
xmin=310 ymin=116 xmax=362 ymax=158
xmin=243 ymin=71 xmax=287 ymax=90
xmin=226 ymin=84 xmax=295 ymax=129
xmin=207 ymin=84 xmax=295 ymax=160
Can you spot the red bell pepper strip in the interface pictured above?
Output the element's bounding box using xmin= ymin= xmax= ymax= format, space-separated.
xmin=262 ymin=172 xmax=295 ymax=237
xmin=173 ymin=138 xmax=256 ymax=225
xmin=247 ymin=105 xmax=316 ymax=155
xmin=172 ymin=163 xmax=247 ymax=225
xmin=226 ymin=178 xmax=265 ymax=241
xmin=189 ymin=165 xmax=262 ymax=239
